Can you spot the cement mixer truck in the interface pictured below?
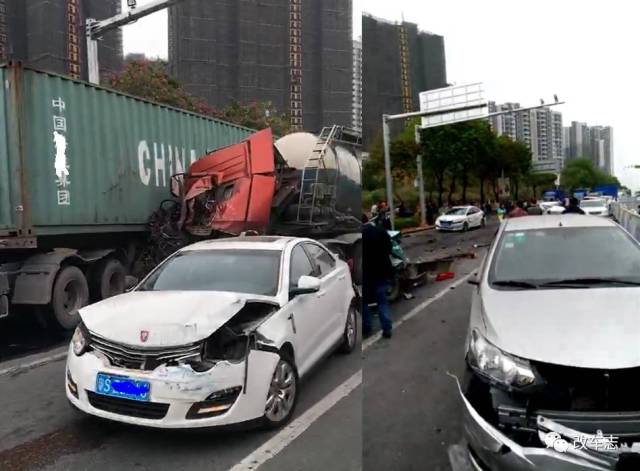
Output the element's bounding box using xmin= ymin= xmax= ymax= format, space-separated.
xmin=157 ymin=125 xmax=363 ymax=284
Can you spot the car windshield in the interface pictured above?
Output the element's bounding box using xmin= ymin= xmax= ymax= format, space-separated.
xmin=489 ymin=227 xmax=640 ymax=287
xmin=580 ymin=200 xmax=605 ymax=207
xmin=446 ymin=208 xmax=467 ymax=216
xmin=139 ymin=249 xmax=281 ymax=296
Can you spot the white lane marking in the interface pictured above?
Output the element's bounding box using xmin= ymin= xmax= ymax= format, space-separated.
xmin=229 ymin=370 xmax=362 ymax=471
xmin=0 ymin=348 xmax=68 ymax=377
xmin=362 ymin=272 xmax=474 ymax=351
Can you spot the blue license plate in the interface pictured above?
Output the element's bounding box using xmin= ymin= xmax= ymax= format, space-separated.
xmin=95 ymin=373 xmax=151 ymax=402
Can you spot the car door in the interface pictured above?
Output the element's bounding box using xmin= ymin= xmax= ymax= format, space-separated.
xmin=285 ymin=244 xmax=326 ymax=375
xmin=302 ymin=242 xmax=346 ymax=357
xmin=469 ymin=207 xmax=481 ymax=227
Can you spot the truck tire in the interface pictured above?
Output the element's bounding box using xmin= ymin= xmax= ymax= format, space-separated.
xmin=351 ymin=241 xmax=362 ymax=285
xmin=51 ymin=266 xmax=89 ymax=330
xmin=91 ymin=258 xmax=126 ymax=301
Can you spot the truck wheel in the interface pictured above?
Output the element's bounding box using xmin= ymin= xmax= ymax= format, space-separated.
xmin=351 ymin=241 xmax=362 ymax=285
xmin=91 ymin=258 xmax=126 ymax=301
xmin=51 ymin=266 xmax=89 ymax=330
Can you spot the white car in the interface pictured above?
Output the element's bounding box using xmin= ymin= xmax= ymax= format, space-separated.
xmin=66 ymin=236 xmax=357 ymax=429
xmin=435 ymin=206 xmax=485 ymax=232
xmin=579 ymin=198 xmax=609 ymax=216
xmin=539 ymin=201 xmax=562 ymax=214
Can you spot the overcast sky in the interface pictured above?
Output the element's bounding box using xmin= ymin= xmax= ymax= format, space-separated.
xmin=123 ymin=0 xmax=639 ymax=189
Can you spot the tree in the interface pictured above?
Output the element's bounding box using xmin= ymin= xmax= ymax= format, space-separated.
xmin=108 ymin=60 xmax=214 ymax=115
xmin=109 ymin=60 xmax=289 ymax=134
xmin=217 ymin=100 xmax=290 ymax=137
xmin=362 ymin=123 xmax=420 ymax=201
xmin=561 ymin=158 xmax=620 ymax=189
xmin=494 ymin=136 xmax=531 ymax=200
xmin=527 ymin=172 xmax=558 ymax=198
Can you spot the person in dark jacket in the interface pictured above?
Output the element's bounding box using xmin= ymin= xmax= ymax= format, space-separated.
xmin=426 ymin=201 xmax=435 ymax=226
xmin=563 ymin=197 xmax=585 ymax=214
xmin=362 ymin=223 xmax=394 ymax=338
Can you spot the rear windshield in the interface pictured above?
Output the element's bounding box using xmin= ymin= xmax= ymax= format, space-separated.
xmin=489 ymin=227 xmax=640 ymax=285
xmin=580 ymin=200 xmax=605 ymax=207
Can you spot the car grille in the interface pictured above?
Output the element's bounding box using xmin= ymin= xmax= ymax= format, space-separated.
xmin=532 ymin=362 xmax=640 ymax=412
xmin=87 ymin=391 xmax=169 ymax=420
xmin=89 ymin=332 xmax=202 ymax=371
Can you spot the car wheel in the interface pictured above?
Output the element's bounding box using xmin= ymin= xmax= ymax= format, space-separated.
xmin=262 ymin=353 xmax=298 ymax=429
xmin=51 ymin=266 xmax=89 ymax=331
xmin=339 ymin=304 xmax=358 ymax=354
xmin=462 ymin=222 xmax=469 ymax=232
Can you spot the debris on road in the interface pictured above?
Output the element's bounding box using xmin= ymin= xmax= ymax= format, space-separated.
xmin=436 ymin=272 xmax=455 ymax=282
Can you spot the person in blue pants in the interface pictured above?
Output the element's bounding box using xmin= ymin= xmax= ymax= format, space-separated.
xmin=362 ymin=220 xmax=394 ymax=338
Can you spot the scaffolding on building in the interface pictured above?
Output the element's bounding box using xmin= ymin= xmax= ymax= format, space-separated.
xmin=398 ymin=23 xmax=412 ymax=114
xmin=289 ymin=0 xmax=303 ymax=131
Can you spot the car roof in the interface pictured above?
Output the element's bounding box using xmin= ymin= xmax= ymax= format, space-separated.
xmin=182 ymin=235 xmax=301 ymax=252
xmin=450 ymin=205 xmax=473 ymax=210
xmin=503 ymin=214 xmax=616 ymax=231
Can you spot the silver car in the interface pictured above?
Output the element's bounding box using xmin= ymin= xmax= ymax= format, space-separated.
xmin=461 ymin=215 xmax=640 ymax=471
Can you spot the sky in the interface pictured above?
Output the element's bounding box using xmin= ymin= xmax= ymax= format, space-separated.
xmin=122 ymin=0 xmax=640 ymax=189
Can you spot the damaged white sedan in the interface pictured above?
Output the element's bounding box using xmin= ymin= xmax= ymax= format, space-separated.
xmin=461 ymin=215 xmax=640 ymax=470
xmin=65 ymin=236 xmax=357 ymax=429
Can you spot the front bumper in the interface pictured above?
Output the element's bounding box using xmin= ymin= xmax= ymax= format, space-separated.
xmin=458 ymin=381 xmax=638 ymax=471
xmin=436 ymin=221 xmax=464 ymax=231
xmin=65 ymin=345 xmax=280 ymax=428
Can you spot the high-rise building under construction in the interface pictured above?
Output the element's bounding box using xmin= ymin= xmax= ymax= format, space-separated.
xmin=362 ymin=13 xmax=447 ymax=146
xmin=168 ymin=0 xmax=353 ymax=133
xmin=0 ymin=0 xmax=122 ymax=81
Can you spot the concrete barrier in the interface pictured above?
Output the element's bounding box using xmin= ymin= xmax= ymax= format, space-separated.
xmin=611 ymin=202 xmax=640 ymax=240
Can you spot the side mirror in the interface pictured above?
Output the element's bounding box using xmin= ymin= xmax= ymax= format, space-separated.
xmin=125 ymin=275 xmax=139 ymax=292
xmin=467 ymin=273 xmax=480 ymax=286
xmin=290 ymin=275 xmax=321 ymax=298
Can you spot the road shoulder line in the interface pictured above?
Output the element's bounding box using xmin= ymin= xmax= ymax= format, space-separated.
xmin=362 ymin=271 xmax=474 ymax=351
xmin=228 ymin=369 xmax=362 ymax=471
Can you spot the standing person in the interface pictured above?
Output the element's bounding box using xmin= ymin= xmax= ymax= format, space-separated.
xmin=484 ymin=201 xmax=492 ymax=219
xmin=426 ymin=201 xmax=435 ymax=226
xmin=362 ymin=222 xmax=394 ymax=339
xmin=527 ymin=199 xmax=543 ymax=215
xmin=563 ymin=197 xmax=585 ymax=214
xmin=496 ymin=204 xmax=506 ymax=221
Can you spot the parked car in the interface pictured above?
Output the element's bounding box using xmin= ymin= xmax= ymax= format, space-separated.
xmin=66 ymin=236 xmax=357 ymax=429
xmin=539 ymin=200 xmax=562 ymax=214
xmin=435 ymin=206 xmax=485 ymax=232
xmin=461 ymin=215 xmax=640 ymax=470
xmin=580 ymin=197 xmax=609 ymax=216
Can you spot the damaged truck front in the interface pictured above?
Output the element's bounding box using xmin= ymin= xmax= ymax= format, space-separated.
xmin=67 ymin=294 xmax=289 ymax=428
xmin=155 ymin=126 xmax=363 ymax=284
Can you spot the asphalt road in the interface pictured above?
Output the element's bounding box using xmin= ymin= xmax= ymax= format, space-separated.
xmin=1 ymin=221 xmax=497 ymax=471
xmin=363 ymin=222 xmax=497 ymax=471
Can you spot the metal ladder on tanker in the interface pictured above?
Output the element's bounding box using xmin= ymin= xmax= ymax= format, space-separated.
xmin=296 ymin=125 xmax=341 ymax=224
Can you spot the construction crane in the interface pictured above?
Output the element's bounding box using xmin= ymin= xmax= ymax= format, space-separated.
xmin=86 ymin=0 xmax=185 ymax=84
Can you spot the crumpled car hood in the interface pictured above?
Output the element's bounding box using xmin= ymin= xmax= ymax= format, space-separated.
xmin=79 ymin=291 xmax=279 ymax=347
xmin=481 ymin=287 xmax=640 ymax=369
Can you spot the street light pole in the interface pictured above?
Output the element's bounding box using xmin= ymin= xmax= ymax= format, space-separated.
xmin=86 ymin=0 xmax=184 ymax=84
xmin=382 ymin=115 xmax=394 ymax=229
xmin=380 ymin=99 xmax=565 ymax=230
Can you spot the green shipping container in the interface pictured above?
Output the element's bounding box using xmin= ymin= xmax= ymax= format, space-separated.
xmin=0 ymin=65 xmax=253 ymax=247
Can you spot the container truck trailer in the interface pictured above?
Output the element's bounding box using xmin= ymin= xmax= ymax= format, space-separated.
xmin=0 ymin=64 xmax=363 ymax=331
xmin=0 ymin=63 xmax=252 ymax=329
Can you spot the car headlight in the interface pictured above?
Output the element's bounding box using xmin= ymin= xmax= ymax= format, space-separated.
xmin=466 ymin=329 xmax=537 ymax=388
xmin=72 ymin=322 xmax=90 ymax=356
